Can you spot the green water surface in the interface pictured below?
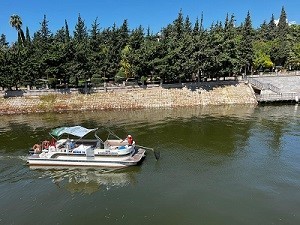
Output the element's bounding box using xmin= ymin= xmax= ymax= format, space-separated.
xmin=0 ymin=105 xmax=300 ymax=225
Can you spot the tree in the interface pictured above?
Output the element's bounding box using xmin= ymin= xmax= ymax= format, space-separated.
xmin=267 ymin=14 xmax=276 ymax=40
xmin=174 ymin=9 xmax=184 ymax=39
xmin=31 ymin=15 xmax=53 ymax=82
xmin=129 ymin=25 xmax=144 ymax=50
xmin=277 ymin=6 xmax=288 ymax=39
xmin=193 ymin=17 xmax=200 ymax=35
xmin=104 ymin=24 xmax=120 ymax=79
xmin=74 ymin=14 xmax=88 ymax=43
xmin=133 ymin=33 xmax=160 ymax=81
xmin=25 ymin=26 xmax=31 ymax=44
xmin=39 ymin=15 xmax=52 ymax=41
xmin=65 ymin=20 xmax=70 ymax=43
xmin=90 ymin=17 xmax=100 ymax=49
xmin=21 ymin=45 xmax=41 ymax=88
xmin=89 ymin=17 xmax=103 ymax=84
xmin=220 ymin=14 xmax=239 ymax=77
xmin=253 ymin=40 xmax=273 ymax=71
xmin=287 ymin=24 xmax=300 ymax=69
xmin=192 ymin=15 xmax=209 ymax=82
xmin=128 ymin=26 xmax=145 ymax=78
xmin=73 ymin=14 xmax=90 ymax=90
xmin=0 ymin=34 xmax=9 ymax=48
xmin=120 ymin=45 xmax=133 ymax=79
xmin=239 ymin=11 xmax=254 ymax=76
xmin=9 ymin=14 xmax=25 ymax=46
xmin=257 ymin=20 xmax=268 ymax=40
xmin=184 ymin=16 xmax=192 ymax=34
xmin=270 ymin=8 xmax=290 ymax=67
xmin=206 ymin=22 xmax=224 ymax=78
xmin=0 ymin=46 xmax=25 ymax=90
xmin=119 ymin=19 xmax=129 ymax=47
xmin=2 ymin=7 xmax=300 ymax=91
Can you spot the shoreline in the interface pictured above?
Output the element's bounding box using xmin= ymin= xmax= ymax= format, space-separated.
xmin=0 ymin=82 xmax=257 ymax=115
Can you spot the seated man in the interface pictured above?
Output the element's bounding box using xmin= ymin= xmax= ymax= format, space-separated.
xmin=127 ymin=135 xmax=133 ymax=145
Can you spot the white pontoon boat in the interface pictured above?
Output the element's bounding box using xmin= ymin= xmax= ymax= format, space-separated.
xmin=27 ymin=126 xmax=146 ymax=168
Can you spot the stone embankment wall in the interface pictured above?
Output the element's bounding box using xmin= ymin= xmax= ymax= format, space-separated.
xmin=0 ymin=82 xmax=257 ymax=114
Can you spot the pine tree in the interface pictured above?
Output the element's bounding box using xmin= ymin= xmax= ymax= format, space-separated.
xmin=206 ymin=22 xmax=224 ymax=78
xmin=129 ymin=25 xmax=144 ymax=50
xmin=267 ymin=14 xmax=276 ymax=40
xmin=90 ymin=17 xmax=100 ymax=50
xmin=193 ymin=17 xmax=200 ymax=35
xmin=277 ymin=6 xmax=288 ymax=39
xmin=221 ymin=14 xmax=239 ymax=77
xmin=184 ymin=16 xmax=192 ymax=33
xmin=74 ymin=14 xmax=88 ymax=42
xmin=174 ymin=9 xmax=184 ymax=39
xmin=90 ymin=18 xmax=100 ymax=41
xmin=257 ymin=20 xmax=268 ymax=40
xmin=118 ymin=19 xmax=129 ymax=50
xmin=271 ymin=7 xmax=290 ymax=67
xmin=239 ymin=11 xmax=254 ymax=75
xmin=40 ymin=15 xmax=52 ymax=41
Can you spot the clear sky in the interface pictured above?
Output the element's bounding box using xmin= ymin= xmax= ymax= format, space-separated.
xmin=1 ymin=0 xmax=299 ymax=44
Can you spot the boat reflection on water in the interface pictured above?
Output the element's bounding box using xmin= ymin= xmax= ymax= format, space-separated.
xmin=31 ymin=166 xmax=140 ymax=194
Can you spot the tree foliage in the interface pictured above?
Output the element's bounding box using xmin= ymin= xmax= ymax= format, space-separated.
xmin=1 ymin=8 xmax=300 ymax=90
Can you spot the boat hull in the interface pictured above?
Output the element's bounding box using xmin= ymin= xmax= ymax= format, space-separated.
xmin=27 ymin=148 xmax=146 ymax=168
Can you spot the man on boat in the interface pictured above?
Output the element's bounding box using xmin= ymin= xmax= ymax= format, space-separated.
xmin=127 ymin=135 xmax=133 ymax=145
xmin=32 ymin=144 xmax=42 ymax=154
xmin=121 ymin=134 xmax=133 ymax=145
xmin=66 ymin=139 xmax=75 ymax=150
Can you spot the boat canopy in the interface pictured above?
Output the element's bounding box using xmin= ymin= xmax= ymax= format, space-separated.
xmin=50 ymin=126 xmax=98 ymax=138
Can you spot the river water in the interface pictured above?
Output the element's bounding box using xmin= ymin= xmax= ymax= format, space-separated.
xmin=0 ymin=105 xmax=300 ymax=225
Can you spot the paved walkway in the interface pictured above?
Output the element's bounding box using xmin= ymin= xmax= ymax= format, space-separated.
xmin=247 ymin=74 xmax=300 ymax=102
xmin=253 ymin=75 xmax=300 ymax=94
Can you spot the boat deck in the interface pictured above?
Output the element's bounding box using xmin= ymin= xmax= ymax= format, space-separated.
xmin=129 ymin=148 xmax=145 ymax=162
xmin=27 ymin=148 xmax=146 ymax=168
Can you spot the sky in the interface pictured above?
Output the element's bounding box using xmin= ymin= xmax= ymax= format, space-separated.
xmin=1 ymin=0 xmax=300 ymax=44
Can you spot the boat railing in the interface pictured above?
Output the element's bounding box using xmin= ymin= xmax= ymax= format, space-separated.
xmin=94 ymin=133 xmax=106 ymax=149
xmin=257 ymin=92 xmax=297 ymax=101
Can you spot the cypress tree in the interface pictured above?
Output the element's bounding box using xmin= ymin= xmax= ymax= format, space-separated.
xmin=0 ymin=34 xmax=9 ymax=48
xmin=65 ymin=20 xmax=70 ymax=43
xmin=25 ymin=26 xmax=31 ymax=44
